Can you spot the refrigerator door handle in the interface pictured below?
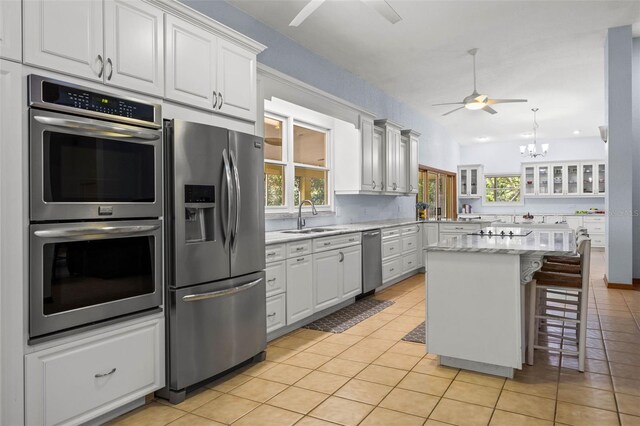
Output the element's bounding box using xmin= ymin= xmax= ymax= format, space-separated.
xmin=181 ymin=278 xmax=263 ymax=302
xmin=230 ymin=150 xmax=241 ymax=251
xmin=222 ymin=149 xmax=233 ymax=249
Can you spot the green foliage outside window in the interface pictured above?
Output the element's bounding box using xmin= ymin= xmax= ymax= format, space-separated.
xmin=485 ymin=176 xmax=521 ymax=203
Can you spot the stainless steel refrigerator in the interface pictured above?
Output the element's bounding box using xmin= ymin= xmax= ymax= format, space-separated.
xmin=161 ymin=119 xmax=266 ymax=403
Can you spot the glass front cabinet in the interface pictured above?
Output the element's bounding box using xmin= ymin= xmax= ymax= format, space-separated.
xmin=520 ymin=161 xmax=605 ymax=197
xmin=458 ymin=165 xmax=482 ymax=198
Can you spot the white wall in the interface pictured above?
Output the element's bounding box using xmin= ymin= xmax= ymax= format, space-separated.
xmin=459 ymin=137 xmax=606 ymax=214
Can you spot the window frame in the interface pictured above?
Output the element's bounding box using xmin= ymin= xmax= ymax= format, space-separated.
xmin=418 ymin=165 xmax=457 ymax=219
xmin=263 ymin=105 xmax=334 ymax=215
xmin=483 ymin=173 xmax=524 ymax=206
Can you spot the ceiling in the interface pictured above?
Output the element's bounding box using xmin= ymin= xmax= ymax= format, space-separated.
xmin=228 ymin=0 xmax=640 ymax=145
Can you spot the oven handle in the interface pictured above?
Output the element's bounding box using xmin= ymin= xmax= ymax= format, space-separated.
xmin=181 ymin=278 xmax=262 ymax=302
xmin=34 ymin=224 xmax=160 ymax=239
xmin=33 ymin=116 xmax=160 ymax=140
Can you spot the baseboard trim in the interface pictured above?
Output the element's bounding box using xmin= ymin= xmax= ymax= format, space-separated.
xmin=604 ymin=274 xmax=640 ymax=290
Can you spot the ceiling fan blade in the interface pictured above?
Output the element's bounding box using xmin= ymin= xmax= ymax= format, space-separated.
xmin=442 ymin=106 xmax=465 ymax=116
xmin=362 ymin=0 xmax=402 ymax=24
xmin=432 ymin=102 xmax=465 ymax=106
xmin=486 ymin=98 xmax=528 ymax=105
xmin=483 ymin=106 xmax=498 ymax=114
xmin=289 ymin=0 xmax=325 ymax=27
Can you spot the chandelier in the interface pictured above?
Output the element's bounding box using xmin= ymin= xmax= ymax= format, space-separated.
xmin=520 ymin=108 xmax=548 ymax=158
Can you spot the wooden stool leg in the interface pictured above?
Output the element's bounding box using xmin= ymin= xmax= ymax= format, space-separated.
xmin=578 ymin=291 xmax=587 ymax=372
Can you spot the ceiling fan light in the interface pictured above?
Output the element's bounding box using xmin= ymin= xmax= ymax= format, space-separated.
xmin=465 ymin=102 xmax=485 ymax=110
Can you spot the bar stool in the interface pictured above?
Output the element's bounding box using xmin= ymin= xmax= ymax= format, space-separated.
xmin=544 ymin=227 xmax=587 ymax=266
xmin=528 ymin=237 xmax=591 ymax=371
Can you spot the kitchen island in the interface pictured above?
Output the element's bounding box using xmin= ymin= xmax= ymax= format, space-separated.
xmin=424 ymin=226 xmax=575 ymax=378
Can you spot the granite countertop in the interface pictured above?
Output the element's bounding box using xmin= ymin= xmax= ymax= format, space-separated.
xmin=424 ymin=227 xmax=576 ymax=255
xmin=265 ymin=218 xmax=494 ymax=245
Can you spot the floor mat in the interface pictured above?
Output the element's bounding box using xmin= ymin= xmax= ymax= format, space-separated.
xmin=303 ymin=298 xmax=395 ymax=333
xmin=402 ymin=321 xmax=426 ymax=344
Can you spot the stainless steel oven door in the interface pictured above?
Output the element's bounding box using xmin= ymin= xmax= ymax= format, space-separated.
xmin=30 ymin=109 xmax=162 ymax=221
xmin=29 ymin=219 xmax=163 ymax=339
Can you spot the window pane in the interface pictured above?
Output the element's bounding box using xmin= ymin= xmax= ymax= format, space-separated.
xmin=294 ymin=125 xmax=326 ymax=167
xmin=485 ymin=176 xmax=521 ymax=203
xmin=264 ymin=163 xmax=285 ymax=207
xmin=427 ymin=171 xmax=437 ymax=218
xmin=417 ymin=171 xmax=425 ymax=204
xmin=264 ymin=117 xmax=283 ymax=161
xmin=294 ymin=167 xmax=327 ymax=206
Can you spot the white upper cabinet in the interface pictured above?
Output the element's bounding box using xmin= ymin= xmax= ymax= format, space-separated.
xmin=104 ymin=0 xmax=164 ymax=96
xmin=360 ymin=116 xmax=383 ymax=192
xmin=520 ymin=161 xmax=604 ymax=197
xmin=165 ymin=14 xmax=218 ymax=110
xmin=397 ymin=135 xmax=408 ymax=193
xmin=24 ymin=0 xmax=104 ymax=81
xmin=0 ymin=0 xmax=22 ymax=61
xmin=402 ymin=129 xmax=420 ymax=195
xmin=165 ymin=15 xmax=258 ymax=122
xmin=217 ymin=39 xmax=256 ymax=121
xmin=458 ymin=165 xmax=482 ymax=198
xmin=376 ymin=119 xmax=403 ymax=193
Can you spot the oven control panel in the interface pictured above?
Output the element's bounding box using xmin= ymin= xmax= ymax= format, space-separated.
xmin=29 ymin=75 xmax=161 ymax=128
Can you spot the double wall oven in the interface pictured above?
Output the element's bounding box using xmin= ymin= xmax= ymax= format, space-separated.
xmin=28 ymin=75 xmax=163 ymax=342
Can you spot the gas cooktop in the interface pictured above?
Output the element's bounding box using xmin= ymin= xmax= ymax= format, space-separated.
xmin=468 ymin=227 xmax=532 ymax=237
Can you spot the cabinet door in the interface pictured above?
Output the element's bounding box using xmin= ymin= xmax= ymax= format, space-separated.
xmin=165 ymin=15 xmax=217 ymax=111
xmin=24 ymin=0 xmax=104 ymax=81
xmin=566 ymin=164 xmax=580 ymax=196
xmin=396 ymin=135 xmax=408 ymax=193
xmin=286 ymin=255 xmax=313 ymax=324
xmin=341 ymin=245 xmax=362 ymax=300
xmin=423 ymin=224 xmax=439 ymax=246
xmin=523 ymin=166 xmax=536 ymax=195
xmin=361 ymin=118 xmax=375 ymax=191
xmin=313 ymin=250 xmax=341 ymax=311
xmin=582 ymin=163 xmax=595 ymax=195
xmin=459 ymin=169 xmax=468 ymax=196
xmin=0 ymin=0 xmax=21 ymax=61
xmin=385 ymin=128 xmax=398 ymax=192
xmin=372 ymin=127 xmax=384 ymax=191
xmin=537 ymin=165 xmax=550 ymax=195
xmin=217 ymin=39 xmax=256 ymax=121
xmin=408 ymin=135 xmax=419 ymax=194
xmin=104 ymin=0 xmax=164 ymax=96
xmin=469 ymin=168 xmax=478 ymax=196
xmin=597 ymin=162 xmax=605 ymax=195
xmin=552 ymin=165 xmax=564 ymax=195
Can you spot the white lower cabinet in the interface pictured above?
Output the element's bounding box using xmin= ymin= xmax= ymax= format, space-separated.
xmin=266 ymin=293 xmax=286 ymax=334
xmin=422 ymin=223 xmax=439 ymax=246
xmin=25 ymin=317 xmax=164 ymax=426
xmin=265 ymin=260 xmax=286 ymax=298
xmin=341 ymin=245 xmax=362 ymax=299
xmin=382 ymin=257 xmax=403 ymax=282
xmin=285 ymin=255 xmax=313 ymax=325
xmin=313 ymin=250 xmax=341 ymax=311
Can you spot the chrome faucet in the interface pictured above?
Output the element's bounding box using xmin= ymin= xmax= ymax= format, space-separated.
xmin=297 ymin=199 xmax=318 ymax=230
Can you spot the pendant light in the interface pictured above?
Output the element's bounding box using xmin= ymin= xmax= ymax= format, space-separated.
xmin=520 ymin=108 xmax=548 ymax=158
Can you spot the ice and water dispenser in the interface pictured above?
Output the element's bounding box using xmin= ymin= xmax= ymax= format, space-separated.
xmin=184 ymin=185 xmax=215 ymax=243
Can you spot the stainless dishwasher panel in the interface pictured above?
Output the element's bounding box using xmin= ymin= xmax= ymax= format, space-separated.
xmin=168 ymin=271 xmax=266 ymax=391
xmin=362 ymin=230 xmax=383 ymax=293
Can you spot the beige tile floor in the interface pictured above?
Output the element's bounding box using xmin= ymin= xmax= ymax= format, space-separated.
xmin=110 ymin=251 xmax=640 ymax=425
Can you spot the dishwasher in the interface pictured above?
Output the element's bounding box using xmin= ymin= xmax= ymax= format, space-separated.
xmin=360 ymin=229 xmax=382 ymax=296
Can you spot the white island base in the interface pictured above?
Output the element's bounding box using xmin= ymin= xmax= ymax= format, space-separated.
xmin=426 ymin=251 xmax=525 ymax=378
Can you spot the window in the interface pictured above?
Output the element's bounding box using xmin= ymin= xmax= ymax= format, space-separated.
xmin=263 ymin=101 xmax=333 ymax=213
xmin=418 ymin=167 xmax=456 ymax=219
xmin=485 ymin=175 xmax=522 ymax=203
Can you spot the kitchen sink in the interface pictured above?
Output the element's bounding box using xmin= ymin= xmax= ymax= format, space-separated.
xmin=281 ymin=227 xmax=343 ymax=234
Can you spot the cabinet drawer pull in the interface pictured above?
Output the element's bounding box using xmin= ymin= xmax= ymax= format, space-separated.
xmin=349 ymin=238 xmax=355 ymax=242
xmin=408 ymin=261 xmax=413 ymax=265
xmin=267 ymin=251 xmax=276 ymax=256
xmin=390 ymin=247 xmax=394 ymax=250
xmin=267 ymin=278 xmax=276 ymax=283
xmin=295 ymin=247 xmax=305 ymax=251
xmin=267 ymin=312 xmax=277 ymax=318
xmin=297 ymin=257 xmax=305 ymax=262
xmin=390 ymin=268 xmax=395 ymax=272
xmin=95 ymin=368 xmax=116 ymax=378
xmin=408 ymin=242 xmax=413 ymax=246
xmin=324 ymin=242 xmax=331 ymax=246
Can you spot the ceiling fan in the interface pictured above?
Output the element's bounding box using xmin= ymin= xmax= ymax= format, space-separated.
xmin=289 ymin=0 xmax=402 ymax=27
xmin=433 ymin=48 xmax=527 ymax=116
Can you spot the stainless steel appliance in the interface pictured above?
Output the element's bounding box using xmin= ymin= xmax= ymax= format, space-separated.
xmin=361 ymin=230 xmax=382 ymax=294
xmin=27 ymin=76 xmax=164 ymax=342
xmin=162 ymin=120 xmax=266 ymax=403
xmin=29 ymin=75 xmax=163 ymax=221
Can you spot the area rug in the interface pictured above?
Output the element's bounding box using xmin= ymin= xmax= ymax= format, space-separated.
xmin=303 ymin=298 xmax=394 ymax=333
xmin=402 ymin=321 xmax=426 ymax=344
